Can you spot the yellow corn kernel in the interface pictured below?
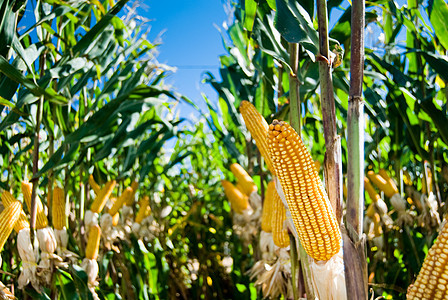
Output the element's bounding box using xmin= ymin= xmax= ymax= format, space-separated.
xmin=261 ymin=181 xmax=276 ymax=232
xmin=1 ymin=191 xmax=29 ymax=233
xmin=0 ymin=201 xmax=22 ymax=251
xmin=221 ymin=180 xmax=249 ymax=214
xmin=239 ymin=100 xmax=275 ymax=175
xmin=85 ymin=224 xmax=101 ymax=260
xmin=407 ymin=221 xmax=448 ymax=299
xmin=21 ymin=181 xmax=48 ymax=229
xmin=364 ymin=177 xmax=381 ymax=203
xmin=112 ymin=213 xmax=120 ymax=226
xmin=52 ymin=187 xmax=66 ymax=230
xmin=367 ymin=171 xmax=397 ymax=198
xmin=109 ymin=187 xmax=132 ymax=216
xmin=135 ymin=196 xmax=151 ymax=224
xmin=90 ymin=180 xmax=116 ymax=213
xmin=126 ymin=181 xmax=139 ymax=206
xmin=272 ymin=188 xmax=290 ymax=248
xmin=229 ymin=163 xmax=257 ymax=196
xmin=267 ymin=120 xmax=341 ymax=261
xmin=89 ymin=175 xmax=101 ymax=195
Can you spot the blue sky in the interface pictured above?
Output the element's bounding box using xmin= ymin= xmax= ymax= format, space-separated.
xmin=136 ymin=0 xmax=229 ymax=119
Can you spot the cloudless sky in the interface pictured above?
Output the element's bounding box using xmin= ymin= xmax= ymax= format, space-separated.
xmin=136 ymin=0 xmax=229 ymax=119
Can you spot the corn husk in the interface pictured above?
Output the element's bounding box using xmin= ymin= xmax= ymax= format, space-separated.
xmin=418 ymin=193 xmax=440 ymax=229
xmin=100 ymin=213 xmax=123 ymax=243
xmin=36 ymin=227 xmax=64 ymax=284
xmin=249 ymin=191 xmax=262 ymax=218
xmin=84 ymin=210 xmax=99 ymax=232
xmin=390 ymin=194 xmax=413 ymax=226
xmin=121 ymin=205 xmax=133 ymax=221
xmin=17 ymin=228 xmax=39 ymax=290
xmin=81 ymin=258 xmax=100 ymax=300
xmin=255 ymin=248 xmax=292 ymax=299
xmin=0 ymin=279 xmax=14 ymax=300
xmin=309 ymin=249 xmax=347 ymax=300
xmin=259 ymin=231 xmax=277 ymax=258
xmin=53 ymin=228 xmax=77 ymax=262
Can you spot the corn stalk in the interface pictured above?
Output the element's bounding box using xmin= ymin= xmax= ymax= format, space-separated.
xmin=316 ymin=0 xmax=343 ymax=224
xmin=343 ymin=0 xmax=368 ymax=297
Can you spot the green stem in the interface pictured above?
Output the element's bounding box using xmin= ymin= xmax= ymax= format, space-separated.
xmin=289 ymin=234 xmax=298 ymax=300
xmin=47 ymin=132 xmax=54 ymax=222
xmin=30 ymin=95 xmax=44 ymax=237
xmin=289 ymin=43 xmax=300 ymax=134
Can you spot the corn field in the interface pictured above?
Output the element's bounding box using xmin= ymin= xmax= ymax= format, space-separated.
xmin=1 ymin=0 xmax=448 ymax=299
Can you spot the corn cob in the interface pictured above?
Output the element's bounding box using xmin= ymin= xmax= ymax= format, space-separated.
xmin=407 ymin=221 xmax=448 ymax=299
xmin=272 ymin=188 xmax=290 ymax=248
xmin=89 ymin=175 xmax=101 ymax=195
xmin=90 ymin=180 xmax=116 ymax=213
xmin=109 ymin=187 xmax=132 ymax=216
xmin=52 ymin=187 xmax=66 ymax=230
xmin=378 ymin=169 xmax=399 ymax=195
xmin=267 ymin=120 xmax=341 ymax=261
xmin=21 ymin=181 xmax=48 ymax=229
xmin=126 ymin=181 xmax=139 ymax=206
xmin=0 ymin=201 xmax=22 ymax=251
xmin=236 ymin=183 xmax=246 ymax=196
xmin=230 ymin=163 xmax=257 ymax=196
xmin=221 ymin=180 xmax=249 ymax=214
xmin=1 ymin=191 xmax=29 ymax=233
xmin=372 ymin=213 xmax=382 ymax=237
xmin=365 ymin=203 xmax=376 ymax=219
xmin=367 ymin=171 xmax=398 ymax=198
xmin=364 ymin=177 xmax=381 ymax=203
xmin=239 ymin=100 xmax=275 ymax=174
xmin=86 ymin=225 xmax=101 ymax=260
xmin=135 ymin=196 xmax=151 ymax=224
xmin=261 ymin=181 xmax=276 ymax=232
